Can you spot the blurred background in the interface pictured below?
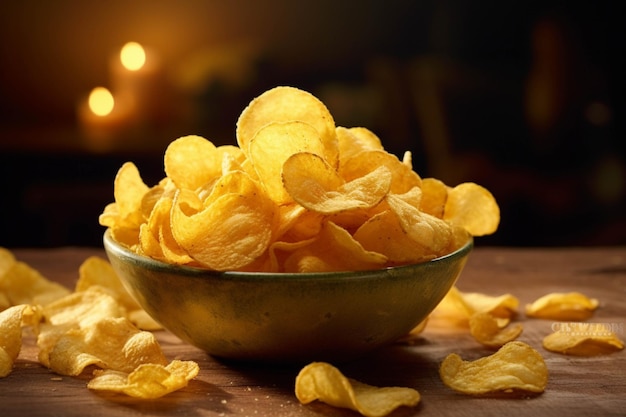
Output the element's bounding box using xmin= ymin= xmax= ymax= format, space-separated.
xmin=0 ymin=1 xmax=624 ymax=248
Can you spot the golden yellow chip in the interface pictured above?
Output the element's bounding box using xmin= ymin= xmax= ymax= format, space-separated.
xmin=75 ymin=257 xmax=162 ymax=331
xmin=525 ymin=292 xmax=599 ymax=321
xmin=0 ymin=304 xmax=34 ymax=377
xmin=386 ymin=193 xmax=453 ymax=255
xmin=460 ymin=290 xmax=519 ymax=319
xmin=439 ymin=341 xmax=548 ymax=395
xmin=88 ymin=359 xmax=199 ymax=399
xmin=284 ymin=221 xmax=388 ymax=273
xmin=236 ymin=86 xmax=339 ymax=168
xmin=171 ymin=189 xmax=275 ymax=271
xmin=47 ymin=316 xmax=167 ymax=376
xmin=163 ymin=135 xmax=221 ymax=191
xmin=110 ymin=162 xmax=150 ymax=230
xmin=282 ymin=152 xmax=391 ymax=214
xmin=336 ymin=126 xmax=383 ymax=164
xmin=469 ymin=312 xmax=523 ymax=348
xmin=339 ymin=149 xmax=421 ymax=194
xmin=0 ymin=260 xmax=70 ymax=307
xmin=295 ymin=361 xmax=420 ymax=417
xmin=542 ymin=323 xmax=624 ymax=355
xmin=419 ymin=177 xmax=448 ymax=218
xmin=248 ymin=121 xmax=328 ymax=203
xmin=443 ymin=182 xmax=500 ymax=236
xmin=354 ymin=210 xmax=437 ymax=265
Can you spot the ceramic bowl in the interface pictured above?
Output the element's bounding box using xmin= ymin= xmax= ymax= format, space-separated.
xmin=103 ymin=230 xmax=473 ymax=362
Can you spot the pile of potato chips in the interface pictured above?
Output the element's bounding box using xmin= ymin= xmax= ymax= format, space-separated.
xmin=0 ymin=247 xmax=198 ymax=398
xmin=100 ymin=86 xmax=500 ymax=272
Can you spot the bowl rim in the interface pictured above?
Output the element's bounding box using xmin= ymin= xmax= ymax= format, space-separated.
xmin=103 ymin=229 xmax=473 ymax=282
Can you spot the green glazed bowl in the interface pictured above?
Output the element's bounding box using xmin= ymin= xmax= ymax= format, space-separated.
xmin=103 ymin=230 xmax=473 ymax=362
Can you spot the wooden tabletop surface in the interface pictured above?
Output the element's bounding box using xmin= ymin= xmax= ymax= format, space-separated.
xmin=2 ymin=245 xmax=625 ymax=417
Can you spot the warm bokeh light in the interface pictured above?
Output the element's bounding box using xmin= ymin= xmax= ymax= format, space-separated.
xmin=88 ymin=87 xmax=115 ymax=116
xmin=120 ymin=42 xmax=146 ymax=71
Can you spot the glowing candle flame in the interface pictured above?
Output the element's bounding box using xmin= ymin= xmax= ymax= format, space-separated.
xmin=88 ymin=87 xmax=115 ymax=116
xmin=120 ymin=42 xmax=146 ymax=71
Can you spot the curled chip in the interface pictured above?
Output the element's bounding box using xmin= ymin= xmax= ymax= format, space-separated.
xmin=432 ymin=286 xmax=519 ymax=324
xmin=543 ymin=323 xmax=624 ymax=356
xmin=295 ymin=362 xmax=420 ymax=417
xmin=443 ymin=182 xmax=500 ymax=236
xmin=469 ymin=312 xmax=523 ymax=348
xmin=458 ymin=289 xmax=519 ymax=319
xmin=0 ymin=260 xmax=70 ymax=307
xmin=37 ymin=286 xmax=166 ymax=375
xmin=88 ymin=360 xmax=199 ymax=399
xmin=75 ymin=256 xmax=161 ymax=331
xmin=525 ymin=292 xmax=599 ymax=321
xmin=439 ymin=341 xmax=548 ymax=395
xmin=0 ymin=304 xmax=34 ymax=377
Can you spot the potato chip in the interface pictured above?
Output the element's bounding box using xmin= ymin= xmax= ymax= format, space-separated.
xmin=248 ymin=121 xmax=328 ymax=203
xmin=542 ymin=323 xmax=624 ymax=355
xmin=439 ymin=341 xmax=548 ymax=395
xmin=460 ymin=290 xmax=519 ymax=319
xmin=236 ymin=86 xmax=339 ymax=168
xmin=75 ymin=257 xmax=162 ymax=330
xmin=171 ymin=190 xmax=275 ymax=270
xmin=88 ymin=359 xmax=199 ymax=399
xmin=336 ymin=126 xmax=383 ymax=164
xmin=443 ymin=182 xmax=500 ymax=236
xmin=37 ymin=287 xmax=128 ymax=367
xmin=282 ymin=152 xmax=392 ymax=214
xmin=0 ymin=304 xmax=32 ymax=377
xmin=163 ymin=135 xmax=221 ymax=191
xmin=469 ymin=312 xmax=523 ymax=348
xmin=47 ymin=316 xmax=167 ymax=376
xmin=139 ymin=196 xmax=193 ymax=266
xmin=295 ymin=361 xmax=420 ymax=417
xmin=386 ymin=193 xmax=453 ymax=255
xmin=284 ymin=221 xmax=388 ymax=273
xmin=354 ymin=210 xmax=437 ymax=265
xmin=110 ymin=162 xmax=150 ymax=230
xmin=0 ymin=247 xmax=16 ymax=277
xmin=419 ymin=177 xmax=448 ymax=218
xmin=0 ymin=260 xmax=70 ymax=307
xmin=525 ymin=292 xmax=599 ymax=321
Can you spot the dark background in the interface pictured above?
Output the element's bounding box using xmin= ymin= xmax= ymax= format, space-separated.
xmin=1 ymin=1 xmax=624 ymax=248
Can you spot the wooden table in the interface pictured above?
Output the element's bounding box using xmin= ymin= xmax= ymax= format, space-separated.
xmin=2 ymin=246 xmax=625 ymax=417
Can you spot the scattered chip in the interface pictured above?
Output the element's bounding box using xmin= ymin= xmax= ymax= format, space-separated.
xmin=88 ymin=359 xmax=199 ymax=399
xmin=469 ymin=312 xmax=523 ymax=348
xmin=295 ymin=361 xmax=420 ymax=417
xmin=439 ymin=341 xmax=548 ymax=395
xmin=75 ymin=256 xmax=162 ymax=330
xmin=525 ymin=292 xmax=599 ymax=321
xmin=433 ymin=286 xmax=519 ymax=323
xmin=47 ymin=316 xmax=167 ymax=376
xmin=0 ymin=305 xmax=33 ymax=377
xmin=0 ymin=260 xmax=70 ymax=307
xmin=542 ymin=323 xmax=624 ymax=355
xmin=458 ymin=290 xmax=519 ymax=319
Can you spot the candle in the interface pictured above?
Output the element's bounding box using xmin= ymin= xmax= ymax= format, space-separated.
xmin=110 ymin=41 xmax=169 ymax=124
xmin=77 ymin=86 xmax=135 ymax=151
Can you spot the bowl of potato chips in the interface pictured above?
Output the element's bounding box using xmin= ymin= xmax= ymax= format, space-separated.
xmin=104 ymin=229 xmax=473 ymax=362
xmin=100 ymin=86 xmax=499 ymax=361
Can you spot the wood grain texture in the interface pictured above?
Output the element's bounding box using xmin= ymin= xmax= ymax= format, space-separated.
xmin=2 ymin=246 xmax=625 ymax=417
